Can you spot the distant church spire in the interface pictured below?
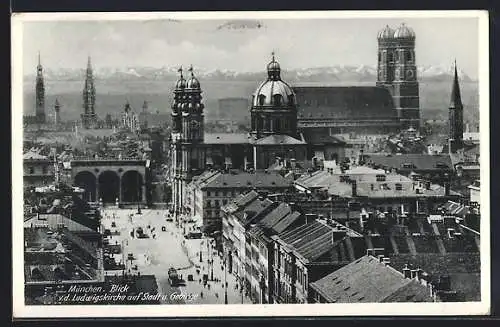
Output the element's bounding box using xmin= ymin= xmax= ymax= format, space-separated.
xmin=35 ymin=52 xmax=46 ymax=124
xmin=81 ymin=56 xmax=97 ymax=128
xmin=449 ymin=60 xmax=463 ymax=109
xmin=448 ymin=60 xmax=464 ymax=153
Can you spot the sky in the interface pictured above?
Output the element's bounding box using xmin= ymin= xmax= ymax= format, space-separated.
xmin=21 ymin=16 xmax=480 ymax=78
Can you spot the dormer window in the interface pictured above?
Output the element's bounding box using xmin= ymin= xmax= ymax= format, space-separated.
xmin=435 ymin=162 xmax=449 ymax=169
xmin=402 ymin=163 xmax=415 ymax=169
xmin=395 ymin=183 xmax=403 ymax=191
xmin=274 ymin=94 xmax=282 ymax=106
xmin=258 ymin=94 xmax=266 ymax=106
xmin=376 ymin=174 xmax=386 ymax=182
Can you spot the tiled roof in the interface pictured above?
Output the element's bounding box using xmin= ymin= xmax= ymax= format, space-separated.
xmin=233 ymin=197 xmax=274 ymax=227
xmin=201 ymin=171 xmax=293 ymax=189
xmin=204 ymin=132 xmax=251 ymax=144
xmin=365 ymin=154 xmax=453 ymax=171
xmin=278 ymin=220 xmax=337 ymax=262
xmin=254 ymin=134 xmax=307 ymax=145
xmin=310 ymin=255 xmax=432 ymax=303
xmin=294 ymin=86 xmax=398 ymax=120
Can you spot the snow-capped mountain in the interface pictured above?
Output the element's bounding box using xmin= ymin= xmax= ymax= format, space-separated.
xmin=25 ymin=64 xmax=474 ymax=83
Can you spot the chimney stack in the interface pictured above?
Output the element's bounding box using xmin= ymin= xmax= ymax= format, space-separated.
xmin=366 ymin=248 xmax=374 ymax=256
xmin=351 ymin=180 xmax=357 ymax=197
xmin=445 ymin=182 xmax=450 ymax=196
xmin=377 ymin=254 xmax=384 ymax=263
xmin=382 ymin=257 xmax=390 ymax=266
xmin=416 ymin=268 xmax=423 ymax=281
xmin=410 ymin=269 xmax=418 ymax=279
xmin=402 ymin=264 xmax=411 ymax=278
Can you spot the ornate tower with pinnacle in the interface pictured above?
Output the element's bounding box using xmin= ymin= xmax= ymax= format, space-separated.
xmin=448 ymin=60 xmax=464 ymax=154
xmin=377 ymin=23 xmax=420 ymax=129
xmin=35 ymin=52 xmax=46 ymax=124
xmin=81 ymin=56 xmax=98 ymax=129
xmin=170 ymin=65 xmax=206 ymax=222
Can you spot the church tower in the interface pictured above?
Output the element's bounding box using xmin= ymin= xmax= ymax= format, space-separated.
xmin=448 ymin=61 xmax=464 ymax=154
xmin=170 ymin=66 xmax=206 ymax=221
xmin=35 ymin=52 xmax=46 ymax=124
xmin=54 ymin=98 xmax=61 ymax=125
xmin=377 ymin=23 xmax=420 ymax=129
xmin=81 ymin=56 xmax=97 ymax=129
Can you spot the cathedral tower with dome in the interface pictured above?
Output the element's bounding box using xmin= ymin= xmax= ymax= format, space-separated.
xmin=376 ymin=23 xmax=420 ymax=129
xmin=171 ymin=66 xmax=206 ymax=220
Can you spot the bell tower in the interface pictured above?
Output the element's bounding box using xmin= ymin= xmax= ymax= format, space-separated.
xmin=81 ymin=56 xmax=98 ymax=129
xmin=448 ymin=61 xmax=464 ymax=153
xmin=35 ymin=52 xmax=46 ymax=124
xmin=170 ymin=66 xmax=206 ymax=222
xmin=377 ymin=23 xmax=420 ymax=130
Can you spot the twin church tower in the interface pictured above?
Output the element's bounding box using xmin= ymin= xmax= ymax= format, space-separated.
xmin=376 ymin=23 xmax=420 ymax=129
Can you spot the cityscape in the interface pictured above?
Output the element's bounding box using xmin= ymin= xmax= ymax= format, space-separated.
xmin=17 ymin=15 xmax=484 ymax=309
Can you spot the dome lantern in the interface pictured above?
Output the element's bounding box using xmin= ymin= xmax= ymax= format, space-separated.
xmin=186 ymin=65 xmax=201 ymax=89
xmin=394 ymin=23 xmax=416 ymax=39
xmin=175 ymin=66 xmax=186 ymax=89
xmin=377 ymin=25 xmax=395 ymax=40
xmin=267 ymin=51 xmax=281 ymax=81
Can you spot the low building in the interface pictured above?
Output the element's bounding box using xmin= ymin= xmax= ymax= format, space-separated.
xmin=221 ymin=191 xmax=275 ymax=289
xmin=187 ymin=170 xmax=294 ymax=232
xmin=309 ymin=254 xmax=440 ymax=303
xmin=271 ymin=219 xmax=353 ymax=304
xmin=246 ymin=202 xmax=304 ymax=303
xmin=24 ymin=151 xmax=55 ymax=188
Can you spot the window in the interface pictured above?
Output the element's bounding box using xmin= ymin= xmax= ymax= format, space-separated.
xmin=215 ymin=200 xmax=220 ymax=207
xmin=259 ymin=94 xmax=266 ymax=106
xmin=207 ymin=191 xmax=211 ymax=197
xmin=405 ymin=51 xmax=414 ymax=63
xmin=29 ymin=166 xmax=34 ymax=174
xmin=289 ymin=95 xmax=295 ymax=105
xmin=395 ymin=183 xmax=403 ymax=191
xmin=274 ymin=94 xmax=282 ymax=106
xmin=42 ymin=166 xmax=48 ymax=174
xmin=388 ymin=51 xmax=394 ymax=63
xmin=376 ymin=174 xmax=386 ymax=182
xmin=205 ymin=200 xmax=212 ymax=208
xmin=223 ymin=200 xmax=228 ymax=205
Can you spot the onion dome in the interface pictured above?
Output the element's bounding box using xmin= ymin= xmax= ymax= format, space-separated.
xmin=186 ymin=65 xmax=201 ymax=89
xmin=252 ymin=52 xmax=295 ymax=107
xmin=394 ymin=23 xmax=415 ymax=39
xmin=377 ymin=25 xmax=395 ymax=40
xmin=175 ymin=66 xmax=186 ymax=89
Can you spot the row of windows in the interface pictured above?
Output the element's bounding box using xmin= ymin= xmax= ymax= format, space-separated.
xmin=26 ymin=166 xmax=49 ymax=175
xmin=378 ymin=50 xmax=414 ymax=63
xmin=256 ymin=94 xmax=295 ymax=106
xmin=206 ymin=190 xmax=238 ymax=197
xmin=205 ymin=199 xmax=228 ymax=208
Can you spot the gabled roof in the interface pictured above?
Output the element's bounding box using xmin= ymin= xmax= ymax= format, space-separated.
xmin=310 ymin=255 xmax=433 ymax=303
xmin=365 ymin=154 xmax=452 ymax=171
xmin=254 ymin=134 xmax=307 ymax=146
xmin=294 ymin=86 xmax=398 ymax=120
xmin=277 ymin=220 xmax=337 ymax=262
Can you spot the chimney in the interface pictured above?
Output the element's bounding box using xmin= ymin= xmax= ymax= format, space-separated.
xmin=366 ymin=248 xmax=374 ymax=256
xmin=410 ymin=269 xmax=418 ymax=279
xmin=425 ymin=181 xmax=431 ymax=190
xmin=377 ymin=254 xmax=384 ymax=263
xmin=445 ymin=182 xmax=450 ymax=196
xmin=382 ymin=257 xmax=390 ymax=266
xmin=402 ymin=264 xmax=411 ymax=278
xmin=351 ymin=180 xmax=357 ymax=197
xmin=290 ymin=158 xmax=296 ymax=170
xmin=305 ymin=213 xmax=317 ymax=224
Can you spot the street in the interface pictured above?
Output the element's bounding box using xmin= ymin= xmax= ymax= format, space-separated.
xmin=101 ymin=207 xmax=252 ymax=304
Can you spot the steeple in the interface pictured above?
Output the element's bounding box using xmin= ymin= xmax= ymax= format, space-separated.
xmin=81 ymin=56 xmax=97 ymax=128
xmin=448 ymin=60 xmax=464 ymax=153
xmin=54 ymin=98 xmax=61 ymax=125
xmin=449 ymin=60 xmax=463 ymax=109
xmin=35 ymin=52 xmax=46 ymax=123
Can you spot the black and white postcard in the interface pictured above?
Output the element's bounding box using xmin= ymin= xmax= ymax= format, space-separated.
xmin=11 ymin=10 xmax=490 ymax=317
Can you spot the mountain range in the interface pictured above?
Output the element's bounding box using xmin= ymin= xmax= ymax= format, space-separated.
xmin=24 ymin=64 xmax=475 ymax=83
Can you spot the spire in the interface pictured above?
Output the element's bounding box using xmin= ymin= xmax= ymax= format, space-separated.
xmin=37 ymin=51 xmax=41 ymax=67
xmin=87 ymin=55 xmax=92 ymax=70
xmin=188 ymin=64 xmax=194 ymax=77
xmin=271 ymin=51 xmax=275 ymax=62
xmin=178 ymin=65 xmax=183 ymax=79
xmin=55 ymin=98 xmax=60 ymax=108
xmin=449 ymin=60 xmax=463 ymax=109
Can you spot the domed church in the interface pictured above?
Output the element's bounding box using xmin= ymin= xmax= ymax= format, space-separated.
xmin=248 ymin=53 xmax=308 ymax=169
